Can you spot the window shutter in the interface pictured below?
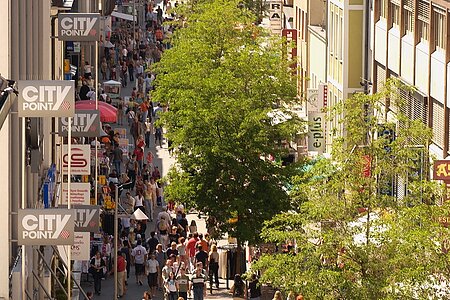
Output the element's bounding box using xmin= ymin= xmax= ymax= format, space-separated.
xmin=418 ymin=0 xmax=430 ymax=23
xmin=432 ymin=100 xmax=444 ymax=148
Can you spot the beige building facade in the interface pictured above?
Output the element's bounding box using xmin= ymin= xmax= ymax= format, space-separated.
xmin=372 ymin=0 xmax=450 ymax=159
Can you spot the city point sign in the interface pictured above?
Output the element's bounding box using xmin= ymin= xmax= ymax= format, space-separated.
xmin=58 ymin=13 xmax=100 ymax=41
xmin=59 ymin=110 xmax=101 ymax=137
xmin=18 ymin=209 xmax=75 ymax=245
xmin=18 ymin=80 xmax=75 ymax=117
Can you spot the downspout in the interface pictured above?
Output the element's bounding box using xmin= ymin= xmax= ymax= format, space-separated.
xmin=363 ymin=0 xmax=370 ymax=94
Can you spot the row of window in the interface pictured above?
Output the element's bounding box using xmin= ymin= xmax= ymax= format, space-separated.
xmin=380 ymin=0 xmax=446 ymax=52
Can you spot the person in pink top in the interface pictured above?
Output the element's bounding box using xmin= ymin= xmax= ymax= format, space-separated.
xmin=186 ymin=232 xmax=199 ymax=271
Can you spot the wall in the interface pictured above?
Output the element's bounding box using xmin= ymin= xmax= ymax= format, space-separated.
xmin=309 ymin=27 xmax=327 ymax=87
xmin=0 ymin=0 xmax=10 ymax=298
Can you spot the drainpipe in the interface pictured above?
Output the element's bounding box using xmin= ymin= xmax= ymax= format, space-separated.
xmin=363 ymin=0 xmax=370 ymax=94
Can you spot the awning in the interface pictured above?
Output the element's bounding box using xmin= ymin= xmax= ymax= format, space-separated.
xmin=111 ymin=11 xmax=136 ymax=22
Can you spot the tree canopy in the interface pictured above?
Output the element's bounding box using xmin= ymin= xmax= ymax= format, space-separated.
xmin=152 ymin=0 xmax=304 ymax=244
xmin=253 ymin=80 xmax=450 ymax=299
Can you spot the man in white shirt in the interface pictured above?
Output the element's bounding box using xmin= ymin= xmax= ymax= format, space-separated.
xmin=131 ymin=239 xmax=148 ymax=285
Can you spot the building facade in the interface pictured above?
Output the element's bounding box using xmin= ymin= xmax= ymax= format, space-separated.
xmin=372 ymin=0 xmax=450 ymax=159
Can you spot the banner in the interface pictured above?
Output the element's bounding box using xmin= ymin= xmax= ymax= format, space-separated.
xmin=59 ymin=110 xmax=101 ymax=137
xmin=18 ymin=80 xmax=75 ymax=117
xmin=307 ymin=112 xmax=326 ymax=154
xmin=61 ymin=182 xmax=91 ymax=205
xmin=62 ymin=144 xmax=91 ymax=175
xmin=71 ymin=232 xmax=90 ymax=260
xmin=18 ymin=209 xmax=74 ymax=245
xmin=58 ymin=13 xmax=101 ymax=41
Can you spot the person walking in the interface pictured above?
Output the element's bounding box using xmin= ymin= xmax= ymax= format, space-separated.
xmin=120 ymin=240 xmax=131 ymax=285
xmin=89 ymin=251 xmax=105 ymax=295
xmin=146 ymin=252 xmax=160 ymax=297
xmin=125 ymin=154 xmax=138 ymax=190
xmin=189 ymin=262 xmax=207 ymax=300
xmin=165 ymin=272 xmax=178 ymax=300
xmin=208 ymin=244 xmax=220 ymax=289
xmin=131 ymin=239 xmax=148 ymax=286
xmin=116 ymin=251 xmax=126 ymax=298
xmin=248 ymin=274 xmax=262 ymax=300
xmin=112 ymin=145 xmax=123 ymax=175
xmin=176 ymin=266 xmax=190 ymax=300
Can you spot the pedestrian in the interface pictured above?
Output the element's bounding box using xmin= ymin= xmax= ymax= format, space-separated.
xmin=143 ymin=290 xmax=152 ymax=300
xmin=134 ymin=146 xmax=145 ymax=174
xmin=100 ymin=152 xmax=110 ymax=176
xmin=131 ymin=239 xmax=148 ymax=286
xmin=134 ymin=190 xmax=145 ymax=213
xmin=101 ymin=58 xmax=108 ymax=80
xmin=121 ymin=62 xmax=128 ymax=87
xmin=189 ymin=262 xmax=207 ymax=300
xmin=117 ymin=97 xmax=124 ymax=125
xmin=248 ymin=274 xmax=262 ymax=300
xmin=176 ymin=266 xmax=189 ymax=300
xmin=112 ymin=145 xmax=123 ymax=175
xmin=208 ymin=244 xmax=220 ymax=289
xmin=155 ymin=244 xmax=167 ymax=289
xmin=146 ymin=252 xmax=160 ymax=297
xmin=128 ymin=59 xmax=135 ymax=82
xmin=166 ymin=272 xmax=178 ymax=300
xmin=194 ymin=245 xmax=208 ymax=270
xmin=147 ymin=231 xmax=160 ymax=255
xmin=166 ymin=241 xmax=179 ymax=258
xmin=232 ymin=274 xmax=245 ymax=298
xmin=272 ymin=291 xmax=283 ymax=300
xmin=186 ymin=233 xmax=199 ymax=271
xmin=189 ymin=220 xmax=197 ymax=235
xmin=155 ymin=126 xmax=163 ymax=147
xmin=84 ymin=61 xmax=92 ymax=78
xmin=116 ymin=251 xmax=126 ymax=298
xmin=89 ymin=251 xmax=105 ymax=295
xmin=120 ymin=240 xmax=131 ymax=284
xmin=125 ymin=154 xmax=138 ymax=190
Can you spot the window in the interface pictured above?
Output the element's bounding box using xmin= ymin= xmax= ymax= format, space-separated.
xmin=418 ymin=20 xmax=430 ymax=41
xmin=403 ymin=8 xmax=413 ymax=34
xmin=391 ymin=3 xmax=400 ymax=28
xmin=433 ymin=8 xmax=445 ymax=51
xmin=417 ymin=0 xmax=430 ymax=42
xmin=329 ymin=6 xmax=334 ymax=55
xmin=380 ymin=0 xmax=388 ymax=19
xmin=338 ymin=10 xmax=343 ymax=60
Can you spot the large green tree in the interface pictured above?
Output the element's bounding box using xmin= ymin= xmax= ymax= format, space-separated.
xmin=252 ymin=80 xmax=450 ymax=299
xmin=152 ymin=0 xmax=304 ymax=244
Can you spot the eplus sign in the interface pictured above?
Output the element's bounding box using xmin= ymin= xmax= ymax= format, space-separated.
xmin=18 ymin=81 xmax=75 ymax=117
xmin=18 ymin=209 xmax=75 ymax=245
xmin=58 ymin=13 xmax=100 ymax=41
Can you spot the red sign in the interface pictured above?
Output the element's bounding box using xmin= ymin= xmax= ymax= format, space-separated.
xmin=282 ymin=29 xmax=297 ymax=70
xmin=433 ymin=160 xmax=450 ymax=180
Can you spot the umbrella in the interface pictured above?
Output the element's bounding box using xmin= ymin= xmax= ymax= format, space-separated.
xmin=75 ymin=100 xmax=118 ymax=123
xmin=130 ymin=208 xmax=148 ymax=220
xmin=103 ymin=41 xmax=114 ymax=48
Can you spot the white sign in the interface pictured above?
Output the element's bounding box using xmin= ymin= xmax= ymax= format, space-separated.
xmin=18 ymin=80 xmax=75 ymax=117
xmin=269 ymin=0 xmax=282 ymax=34
xmin=62 ymin=144 xmax=91 ymax=175
xmin=18 ymin=209 xmax=75 ymax=245
xmin=308 ymin=112 xmax=326 ymax=154
xmin=61 ymin=183 xmax=91 ymax=205
xmin=308 ymin=83 xmax=328 ymax=112
xmin=71 ymin=232 xmax=90 ymax=260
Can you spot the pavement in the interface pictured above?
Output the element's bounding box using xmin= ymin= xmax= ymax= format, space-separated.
xmin=79 ymin=61 xmax=237 ymax=299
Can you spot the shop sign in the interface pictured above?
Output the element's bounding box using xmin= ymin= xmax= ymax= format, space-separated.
xmin=307 ymin=112 xmax=325 ymax=154
xmin=71 ymin=232 xmax=90 ymax=260
xmin=74 ymin=205 xmax=100 ymax=232
xmin=62 ymin=144 xmax=91 ymax=175
xmin=61 ymin=182 xmax=91 ymax=205
xmin=59 ymin=110 xmax=101 ymax=137
xmin=18 ymin=80 xmax=75 ymax=117
xmin=433 ymin=160 xmax=450 ymax=180
xmin=18 ymin=209 xmax=74 ymax=245
xmin=58 ymin=13 xmax=101 ymax=41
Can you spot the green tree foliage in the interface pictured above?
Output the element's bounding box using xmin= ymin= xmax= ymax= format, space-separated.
xmin=152 ymin=0 xmax=304 ymax=244
xmin=253 ymin=80 xmax=450 ymax=299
